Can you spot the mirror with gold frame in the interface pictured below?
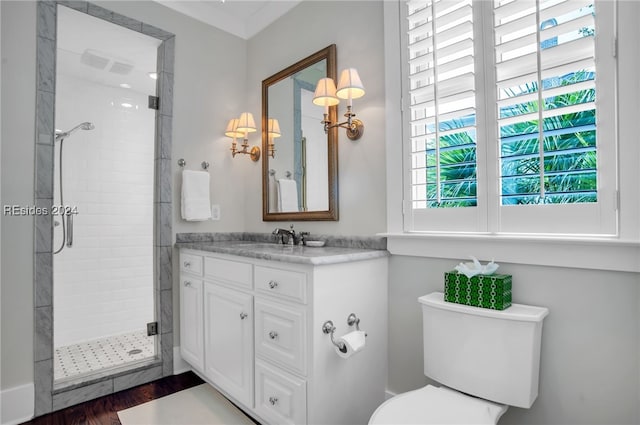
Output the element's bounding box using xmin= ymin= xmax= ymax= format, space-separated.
xmin=262 ymin=44 xmax=338 ymax=221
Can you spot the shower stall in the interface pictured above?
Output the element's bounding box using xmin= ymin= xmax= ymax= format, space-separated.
xmin=52 ymin=5 xmax=161 ymax=385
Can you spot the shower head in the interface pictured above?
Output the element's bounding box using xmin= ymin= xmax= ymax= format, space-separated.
xmin=77 ymin=122 xmax=95 ymax=131
xmin=55 ymin=122 xmax=95 ymax=142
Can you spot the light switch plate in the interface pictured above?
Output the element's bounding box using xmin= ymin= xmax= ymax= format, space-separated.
xmin=211 ymin=204 xmax=221 ymax=220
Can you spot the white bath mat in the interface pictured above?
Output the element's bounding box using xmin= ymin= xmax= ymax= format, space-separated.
xmin=117 ymin=384 xmax=255 ymax=425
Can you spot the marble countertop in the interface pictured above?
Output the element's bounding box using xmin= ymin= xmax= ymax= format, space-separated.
xmin=175 ymin=240 xmax=389 ymax=266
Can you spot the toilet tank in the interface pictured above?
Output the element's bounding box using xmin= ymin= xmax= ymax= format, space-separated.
xmin=419 ymin=292 xmax=549 ymax=408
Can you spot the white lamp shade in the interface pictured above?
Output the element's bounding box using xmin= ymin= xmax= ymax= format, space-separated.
xmin=313 ymin=78 xmax=340 ymax=107
xmin=336 ymin=68 xmax=365 ymax=100
xmin=236 ymin=112 xmax=257 ymax=133
xmin=224 ymin=118 xmax=244 ymax=138
xmin=268 ymin=118 xmax=281 ymax=137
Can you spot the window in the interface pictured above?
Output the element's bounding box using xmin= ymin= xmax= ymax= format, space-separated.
xmin=404 ymin=0 xmax=617 ymax=235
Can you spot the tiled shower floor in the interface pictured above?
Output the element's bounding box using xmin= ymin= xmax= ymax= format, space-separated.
xmin=54 ymin=330 xmax=155 ymax=382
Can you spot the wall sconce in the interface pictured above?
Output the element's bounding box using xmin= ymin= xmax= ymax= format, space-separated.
xmin=225 ymin=112 xmax=260 ymax=161
xmin=313 ymin=68 xmax=365 ymax=140
xmin=267 ymin=118 xmax=281 ymax=158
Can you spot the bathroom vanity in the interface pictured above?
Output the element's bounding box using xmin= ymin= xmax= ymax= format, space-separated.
xmin=177 ymin=239 xmax=388 ymax=425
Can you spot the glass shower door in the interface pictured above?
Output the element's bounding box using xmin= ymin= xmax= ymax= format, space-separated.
xmin=53 ymin=5 xmax=161 ymax=384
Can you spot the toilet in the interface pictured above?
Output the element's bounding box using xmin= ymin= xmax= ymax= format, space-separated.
xmin=370 ymin=292 xmax=549 ymax=424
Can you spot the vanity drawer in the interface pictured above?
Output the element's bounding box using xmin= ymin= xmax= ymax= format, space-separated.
xmin=254 ymin=298 xmax=307 ymax=375
xmin=255 ymin=266 xmax=307 ymax=304
xmin=204 ymin=256 xmax=252 ymax=289
xmin=180 ymin=253 xmax=203 ymax=276
xmin=255 ymin=359 xmax=307 ymax=425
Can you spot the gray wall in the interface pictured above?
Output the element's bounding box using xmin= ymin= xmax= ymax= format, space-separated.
xmin=1 ymin=0 xmax=37 ymax=390
xmin=245 ymin=1 xmax=387 ymax=236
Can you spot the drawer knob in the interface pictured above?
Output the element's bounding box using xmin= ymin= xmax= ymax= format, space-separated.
xmin=268 ymin=331 xmax=278 ymax=340
xmin=240 ymin=312 xmax=248 ymax=320
xmin=268 ymin=280 xmax=279 ymax=289
xmin=184 ymin=281 xmax=191 ymax=287
xmin=269 ymin=396 xmax=279 ymax=406
xmin=183 ymin=261 xmax=191 ymax=268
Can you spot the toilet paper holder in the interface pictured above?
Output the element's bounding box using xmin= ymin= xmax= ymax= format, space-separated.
xmin=322 ymin=313 xmax=367 ymax=350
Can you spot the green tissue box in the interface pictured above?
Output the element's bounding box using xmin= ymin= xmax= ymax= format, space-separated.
xmin=444 ymin=271 xmax=512 ymax=310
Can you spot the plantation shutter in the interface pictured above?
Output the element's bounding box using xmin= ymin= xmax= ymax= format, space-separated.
xmin=402 ymin=0 xmax=616 ymax=235
xmin=494 ymin=0 xmax=597 ymax=205
xmin=407 ymin=0 xmax=478 ymax=210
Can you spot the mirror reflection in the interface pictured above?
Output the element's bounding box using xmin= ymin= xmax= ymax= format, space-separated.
xmin=262 ymin=45 xmax=338 ymax=221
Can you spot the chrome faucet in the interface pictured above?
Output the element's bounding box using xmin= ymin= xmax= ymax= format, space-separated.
xmin=272 ymin=225 xmax=309 ymax=246
xmin=273 ymin=227 xmax=295 ymax=245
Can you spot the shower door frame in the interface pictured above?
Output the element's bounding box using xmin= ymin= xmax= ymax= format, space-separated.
xmin=33 ymin=0 xmax=175 ymax=415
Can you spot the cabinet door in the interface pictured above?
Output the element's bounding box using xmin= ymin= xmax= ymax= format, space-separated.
xmin=180 ymin=276 xmax=204 ymax=371
xmin=204 ymin=282 xmax=254 ymax=407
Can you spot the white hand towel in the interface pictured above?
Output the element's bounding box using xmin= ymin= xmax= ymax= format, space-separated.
xmin=277 ymin=178 xmax=299 ymax=212
xmin=181 ymin=170 xmax=212 ymax=221
xmin=269 ymin=176 xmax=279 ymax=212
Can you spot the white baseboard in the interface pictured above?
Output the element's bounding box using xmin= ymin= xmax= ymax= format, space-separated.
xmin=173 ymin=346 xmax=191 ymax=375
xmin=1 ymin=382 xmax=34 ymax=425
xmin=384 ymin=389 xmax=396 ymax=400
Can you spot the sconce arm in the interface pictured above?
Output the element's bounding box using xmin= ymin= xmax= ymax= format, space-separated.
xmin=231 ymin=141 xmax=260 ymax=161
xmin=321 ymin=105 xmax=364 ymax=140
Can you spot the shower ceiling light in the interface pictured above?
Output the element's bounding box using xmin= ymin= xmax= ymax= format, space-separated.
xmin=121 ymin=102 xmax=133 ymax=108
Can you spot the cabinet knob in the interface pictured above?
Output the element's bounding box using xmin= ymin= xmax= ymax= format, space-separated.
xmin=268 ymin=331 xmax=278 ymax=340
xmin=268 ymin=280 xmax=279 ymax=289
xmin=183 ymin=261 xmax=191 ymax=267
xmin=184 ymin=281 xmax=191 ymax=287
xmin=240 ymin=312 xmax=248 ymax=320
xmin=269 ymin=396 xmax=279 ymax=406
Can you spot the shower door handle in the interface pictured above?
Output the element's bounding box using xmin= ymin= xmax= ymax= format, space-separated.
xmin=66 ymin=213 xmax=73 ymax=248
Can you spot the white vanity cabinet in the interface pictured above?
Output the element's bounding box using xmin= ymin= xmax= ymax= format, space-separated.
xmin=178 ymin=247 xmax=388 ymax=425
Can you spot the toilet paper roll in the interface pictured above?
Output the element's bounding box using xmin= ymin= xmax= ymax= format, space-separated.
xmin=335 ymin=330 xmax=366 ymax=359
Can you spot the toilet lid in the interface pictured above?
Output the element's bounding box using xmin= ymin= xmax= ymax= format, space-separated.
xmin=369 ymin=385 xmax=508 ymax=425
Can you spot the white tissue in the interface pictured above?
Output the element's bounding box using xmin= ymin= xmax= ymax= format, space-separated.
xmin=454 ymin=256 xmax=499 ymax=278
xmin=335 ymin=330 xmax=366 ymax=359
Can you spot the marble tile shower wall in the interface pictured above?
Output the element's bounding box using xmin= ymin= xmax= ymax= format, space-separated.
xmin=53 ymin=74 xmax=155 ymax=347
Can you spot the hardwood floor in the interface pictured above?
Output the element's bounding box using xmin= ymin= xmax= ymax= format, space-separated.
xmin=22 ymin=371 xmax=205 ymax=425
